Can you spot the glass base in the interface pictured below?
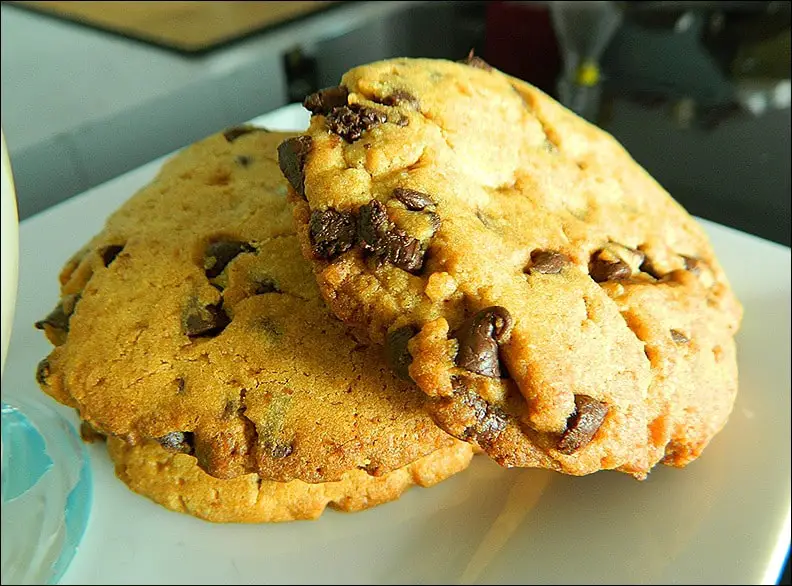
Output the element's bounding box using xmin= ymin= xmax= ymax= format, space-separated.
xmin=1 ymin=396 xmax=92 ymax=585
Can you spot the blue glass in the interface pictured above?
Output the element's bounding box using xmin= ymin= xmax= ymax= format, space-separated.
xmin=1 ymin=394 xmax=92 ymax=584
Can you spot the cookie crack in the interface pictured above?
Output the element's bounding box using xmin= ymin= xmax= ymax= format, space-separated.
xmin=508 ymin=82 xmax=558 ymax=151
xmin=237 ymin=388 xmax=260 ymax=470
xmin=418 ymin=109 xmax=458 ymax=154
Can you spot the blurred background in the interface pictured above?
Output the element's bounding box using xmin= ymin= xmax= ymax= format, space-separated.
xmin=1 ymin=0 xmax=790 ymax=252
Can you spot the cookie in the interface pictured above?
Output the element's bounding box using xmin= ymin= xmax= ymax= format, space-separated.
xmin=279 ymin=57 xmax=743 ymax=478
xmin=34 ymin=128 xmax=458 ymax=484
xmin=106 ymin=435 xmax=473 ymax=523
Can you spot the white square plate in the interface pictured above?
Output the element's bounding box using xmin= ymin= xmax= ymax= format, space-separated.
xmin=2 ymin=104 xmax=789 ymax=584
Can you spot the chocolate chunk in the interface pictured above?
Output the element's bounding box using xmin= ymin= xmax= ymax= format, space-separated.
xmin=357 ymin=200 xmax=424 ymax=272
xmin=455 ymin=306 xmax=514 ymax=378
xmin=277 ymin=136 xmax=313 ymax=199
xmin=309 ymin=208 xmax=357 ymax=260
xmin=35 ymin=293 xmax=81 ymax=333
xmin=528 ymin=250 xmax=569 ymax=275
xmin=326 ymin=105 xmax=387 ymax=142
xmin=223 ymin=126 xmax=269 ymax=143
xmin=175 ymin=377 xmax=186 ymax=394
xmin=454 ymin=383 xmax=507 ymax=445
xmin=589 ymin=251 xmax=632 ymax=283
xmin=357 ymin=199 xmax=391 ymax=252
xmin=183 ymin=301 xmax=230 ymax=338
xmin=640 ymin=255 xmax=664 ymax=279
xmin=253 ymin=277 xmax=280 ymax=295
xmin=205 ymin=241 xmax=254 ymax=279
xmin=392 ymin=187 xmax=434 ymax=211
xmin=385 ymin=325 xmax=417 ymax=381
xmin=157 ymin=431 xmax=195 ymax=455
xmin=234 ymin=155 xmax=252 ymax=167
xmin=303 ymin=85 xmax=349 ymax=115
xmin=460 ymin=49 xmax=493 ymax=71
xmin=379 ymin=90 xmax=421 ymax=110
xmin=99 ymin=244 xmax=124 ymax=267
xmin=35 ymin=358 xmax=51 ymax=388
xmin=557 ymin=395 xmax=608 ymax=454
xmin=384 ymin=232 xmax=424 ymax=272
xmin=670 ymin=329 xmax=690 ymax=344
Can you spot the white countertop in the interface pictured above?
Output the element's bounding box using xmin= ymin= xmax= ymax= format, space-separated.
xmin=3 ymin=104 xmax=790 ymax=585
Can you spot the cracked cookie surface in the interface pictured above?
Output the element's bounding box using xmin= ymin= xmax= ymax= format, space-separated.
xmin=281 ymin=57 xmax=743 ymax=478
xmin=35 ymin=129 xmax=458 ymax=484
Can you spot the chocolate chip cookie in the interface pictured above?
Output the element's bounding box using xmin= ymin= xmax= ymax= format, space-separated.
xmin=106 ymin=435 xmax=473 ymax=523
xmin=280 ymin=57 xmax=743 ymax=478
xmin=35 ymin=128 xmax=459 ymax=484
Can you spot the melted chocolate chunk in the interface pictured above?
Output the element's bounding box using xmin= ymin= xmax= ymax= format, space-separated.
xmin=309 ymin=208 xmax=357 ymax=260
xmin=326 ymin=105 xmax=387 ymax=142
xmin=357 ymin=199 xmax=424 ymax=272
xmin=528 ymin=250 xmax=569 ymax=275
xmin=385 ymin=325 xmax=417 ymax=381
xmin=392 ymin=187 xmax=434 ymax=211
xmin=379 ymin=90 xmax=421 ymax=110
xmin=99 ymin=244 xmax=124 ymax=267
xmin=277 ymin=136 xmax=313 ymax=199
xmin=357 ymin=199 xmax=390 ymax=251
xmin=589 ymin=251 xmax=632 ymax=283
xmin=384 ymin=232 xmax=424 ymax=272
xmin=639 ymin=255 xmax=664 ymax=279
xmin=205 ymin=241 xmax=253 ymax=279
xmin=183 ymin=301 xmax=230 ymax=338
xmin=455 ymin=306 xmax=514 ymax=378
xmin=157 ymin=431 xmax=195 ymax=455
xmin=557 ymin=395 xmax=608 ymax=454
xmin=303 ymin=85 xmax=349 ymax=115
xmin=455 ymin=383 xmax=507 ymax=445
xmin=223 ymin=126 xmax=269 ymax=143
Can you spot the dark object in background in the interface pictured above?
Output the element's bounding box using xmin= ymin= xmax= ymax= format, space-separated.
xmin=283 ymin=47 xmax=319 ymax=105
xmin=483 ymin=1 xmax=562 ymax=97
